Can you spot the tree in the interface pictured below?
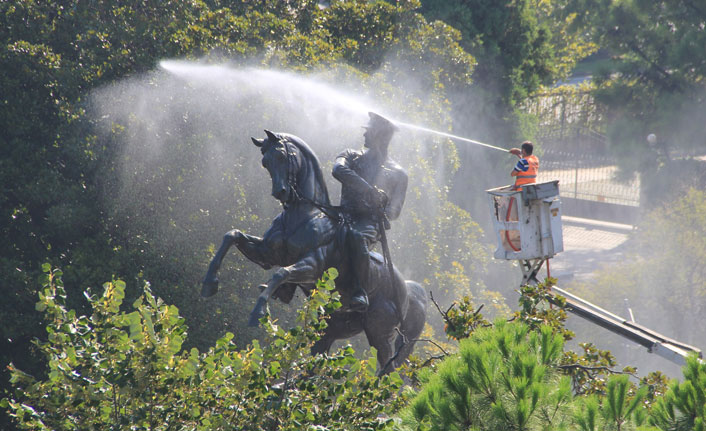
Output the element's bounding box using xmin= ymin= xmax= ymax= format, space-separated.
xmin=2 ymin=267 xmax=402 ymax=430
xmin=397 ymin=287 xmax=663 ymax=431
xmin=649 ymin=355 xmax=706 ymax=431
xmin=396 ymin=320 xmax=573 ymax=431
xmin=573 ymin=374 xmax=650 ymax=431
xmin=418 ymin=0 xmax=594 ymax=142
xmin=0 ymin=3 xmax=489 ymax=429
xmin=557 ymin=0 xmax=706 ymax=204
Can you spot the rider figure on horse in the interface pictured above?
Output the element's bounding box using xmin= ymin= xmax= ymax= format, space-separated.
xmin=332 ymin=112 xmax=408 ymax=312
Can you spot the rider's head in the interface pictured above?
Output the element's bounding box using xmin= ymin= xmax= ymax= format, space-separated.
xmin=363 ymin=112 xmax=399 ymax=151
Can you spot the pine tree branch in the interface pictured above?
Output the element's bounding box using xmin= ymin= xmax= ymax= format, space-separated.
xmin=557 ymin=363 xmax=636 ymax=377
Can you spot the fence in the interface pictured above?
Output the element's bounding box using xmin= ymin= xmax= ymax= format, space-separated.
xmin=538 ymin=151 xmax=640 ymax=207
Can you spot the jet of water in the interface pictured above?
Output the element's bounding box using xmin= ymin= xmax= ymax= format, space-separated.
xmin=394 ymin=121 xmax=509 ymax=153
xmin=159 ymin=60 xmax=508 ymax=154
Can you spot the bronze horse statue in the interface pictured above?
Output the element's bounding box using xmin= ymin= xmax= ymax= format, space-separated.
xmin=201 ymin=131 xmax=427 ymax=373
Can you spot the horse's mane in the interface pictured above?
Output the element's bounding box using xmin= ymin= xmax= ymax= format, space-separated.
xmin=277 ymin=133 xmax=331 ymax=207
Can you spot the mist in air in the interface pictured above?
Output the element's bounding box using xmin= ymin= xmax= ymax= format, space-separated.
xmin=91 ymin=59 xmax=492 ymax=226
xmin=89 ymin=59 xmax=512 ymax=349
xmin=89 ymin=57 xmax=699 ymax=377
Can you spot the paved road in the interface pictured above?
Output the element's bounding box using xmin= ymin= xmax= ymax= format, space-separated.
xmin=549 ymin=215 xmax=633 ymax=284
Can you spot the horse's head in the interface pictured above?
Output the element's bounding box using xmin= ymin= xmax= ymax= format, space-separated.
xmin=252 ymin=130 xmax=300 ymax=204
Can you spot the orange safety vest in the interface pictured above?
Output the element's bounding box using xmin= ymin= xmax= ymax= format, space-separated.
xmin=514 ymin=154 xmax=539 ymax=189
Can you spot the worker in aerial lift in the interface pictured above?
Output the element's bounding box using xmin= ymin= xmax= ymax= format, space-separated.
xmin=500 ymin=141 xmax=539 ymax=251
xmin=509 ymin=141 xmax=539 ymax=190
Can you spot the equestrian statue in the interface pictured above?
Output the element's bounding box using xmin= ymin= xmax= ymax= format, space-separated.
xmin=201 ymin=113 xmax=428 ymax=374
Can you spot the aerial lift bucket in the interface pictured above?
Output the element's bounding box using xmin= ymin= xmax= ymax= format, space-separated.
xmin=487 ymin=181 xmax=563 ymax=284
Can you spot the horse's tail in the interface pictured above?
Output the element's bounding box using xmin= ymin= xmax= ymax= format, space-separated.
xmin=393 ymin=280 xmax=428 ymax=368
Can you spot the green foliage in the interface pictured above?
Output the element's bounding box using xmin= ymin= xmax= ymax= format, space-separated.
xmin=3 ymin=267 xmax=402 ymax=430
xmin=558 ymin=0 xmax=706 ymax=195
xmin=603 ymin=375 xmax=648 ymax=429
xmin=13 ymin=2 xmax=697 ymax=430
xmin=417 ymin=0 xmax=596 ymax=148
xmin=574 ymin=375 xmax=649 ymax=431
xmin=641 ymin=159 xmax=706 ymax=210
xmin=0 ymin=2 xmax=487 ymax=424
xmin=561 ymin=343 xmax=633 ymax=397
xmin=571 ymin=189 xmax=706 ymax=352
xmin=439 ymin=294 xmax=491 ymax=341
xmin=649 ymin=355 xmax=706 ymax=431
xmin=397 ymin=320 xmax=572 ymax=431
xmin=531 ymin=0 xmax=598 ymax=80
xmin=639 ymin=371 xmax=669 ymax=409
xmin=515 ymin=278 xmax=574 ymax=341
xmin=324 ymin=0 xmax=401 ymax=71
xmin=420 ymin=0 xmax=558 ymax=106
xmin=514 ymin=281 xmax=641 ymax=398
xmin=397 ymin=298 xmax=663 ymax=431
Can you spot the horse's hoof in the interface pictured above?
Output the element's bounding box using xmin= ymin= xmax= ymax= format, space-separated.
xmin=248 ymin=297 xmax=267 ymax=327
xmin=248 ymin=310 xmax=265 ymax=327
xmin=201 ymin=277 xmax=219 ymax=298
xmin=247 ymin=315 xmax=261 ymax=327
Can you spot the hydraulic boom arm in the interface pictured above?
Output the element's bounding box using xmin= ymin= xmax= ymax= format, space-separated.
xmin=549 ymin=285 xmax=702 ymax=366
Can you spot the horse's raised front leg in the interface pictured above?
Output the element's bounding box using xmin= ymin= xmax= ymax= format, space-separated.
xmin=248 ymin=250 xmax=324 ymax=326
xmin=202 ymin=229 xmax=272 ymax=297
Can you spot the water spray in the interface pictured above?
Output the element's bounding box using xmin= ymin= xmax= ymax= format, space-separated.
xmin=393 ymin=120 xmax=509 ymax=153
xmin=159 ymin=60 xmax=509 ymax=154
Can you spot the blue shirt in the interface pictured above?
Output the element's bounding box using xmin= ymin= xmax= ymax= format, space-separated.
xmin=513 ymin=158 xmax=529 ymax=173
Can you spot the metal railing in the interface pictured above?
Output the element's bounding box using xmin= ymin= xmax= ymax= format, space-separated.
xmin=538 ymin=151 xmax=640 ymax=207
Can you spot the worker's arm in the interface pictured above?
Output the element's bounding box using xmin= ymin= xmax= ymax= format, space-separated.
xmin=510 ymin=158 xmax=528 ymax=177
